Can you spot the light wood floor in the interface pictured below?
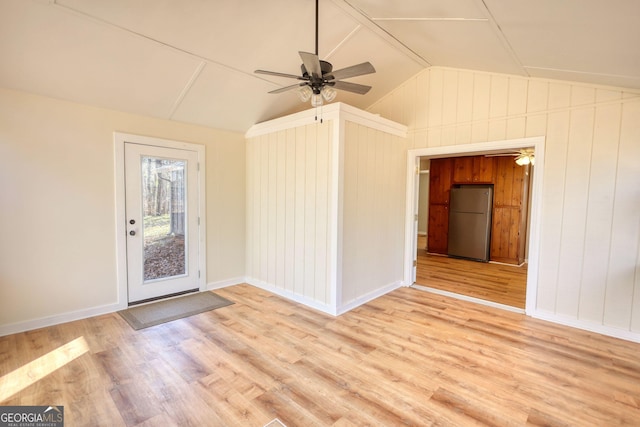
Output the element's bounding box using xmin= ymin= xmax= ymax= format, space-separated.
xmin=416 ymin=235 xmax=527 ymax=309
xmin=2 ymin=285 xmax=640 ymax=426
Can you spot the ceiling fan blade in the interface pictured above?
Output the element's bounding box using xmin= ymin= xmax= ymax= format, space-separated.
xmin=332 ymin=80 xmax=372 ymax=95
xmin=255 ymin=69 xmax=305 ymax=80
xmin=329 ymin=62 xmax=376 ymax=80
xmin=299 ymin=51 xmax=322 ymax=78
xmin=268 ymin=83 xmax=305 ymax=94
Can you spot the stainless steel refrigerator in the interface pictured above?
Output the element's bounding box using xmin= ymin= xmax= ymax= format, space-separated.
xmin=447 ymin=185 xmax=493 ymax=262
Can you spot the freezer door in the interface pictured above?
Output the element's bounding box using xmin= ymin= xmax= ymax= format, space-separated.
xmin=448 ymin=212 xmax=491 ymax=261
xmin=447 ymin=187 xmax=493 ymax=261
xmin=449 ymin=187 xmax=491 ymax=213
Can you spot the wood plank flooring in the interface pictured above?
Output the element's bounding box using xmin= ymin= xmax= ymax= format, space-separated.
xmin=2 ymin=285 xmax=640 ymax=426
xmin=416 ymin=235 xmax=527 ymax=309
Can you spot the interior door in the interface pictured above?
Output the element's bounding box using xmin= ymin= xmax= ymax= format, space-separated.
xmin=124 ymin=142 xmax=200 ymax=303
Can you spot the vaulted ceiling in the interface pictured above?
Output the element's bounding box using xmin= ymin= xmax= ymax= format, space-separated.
xmin=1 ymin=0 xmax=639 ymax=133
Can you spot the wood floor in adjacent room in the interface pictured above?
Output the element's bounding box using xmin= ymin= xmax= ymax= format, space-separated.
xmin=416 ymin=235 xmax=528 ymax=309
xmin=2 ymin=284 xmax=640 ymax=426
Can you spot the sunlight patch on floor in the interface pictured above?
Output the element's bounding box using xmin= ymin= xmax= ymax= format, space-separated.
xmin=0 ymin=336 xmax=89 ymax=402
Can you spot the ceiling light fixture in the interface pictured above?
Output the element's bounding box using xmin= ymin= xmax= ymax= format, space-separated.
xmin=515 ymin=153 xmax=535 ymax=166
xmin=254 ymin=0 xmax=375 ymax=108
xmin=298 ymin=86 xmax=312 ymax=102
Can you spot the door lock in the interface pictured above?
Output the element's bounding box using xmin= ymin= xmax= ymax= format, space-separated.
xmin=129 ymin=230 xmax=136 ymax=236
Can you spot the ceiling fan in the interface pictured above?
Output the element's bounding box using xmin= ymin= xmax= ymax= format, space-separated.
xmin=485 ymin=148 xmax=535 ymax=166
xmin=254 ymin=0 xmax=376 ymax=107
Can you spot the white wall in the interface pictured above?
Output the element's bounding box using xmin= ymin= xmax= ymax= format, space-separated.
xmin=245 ymin=121 xmax=334 ymax=311
xmin=368 ymin=67 xmax=640 ymax=339
xmin=245 ymin=103 xmax=407 ymax=314
xmin=0 ymin=88 xmax=246 ymax=334
xmin=341 ymin=121 xmax=407 ymax=306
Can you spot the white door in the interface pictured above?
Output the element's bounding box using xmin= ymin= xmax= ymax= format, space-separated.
xmin=124 ymin=142 xmax=200 ymax=303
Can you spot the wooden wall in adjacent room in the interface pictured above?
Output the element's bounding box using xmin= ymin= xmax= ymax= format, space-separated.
xmin=368 ymin=66 xmax=640 ymax=339
xmin=427 ymin=155 xmax=529 ymax=265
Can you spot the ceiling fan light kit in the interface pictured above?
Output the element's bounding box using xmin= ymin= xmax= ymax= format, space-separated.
xmin=255 ymin=0 xmax=375 ymax=107
xmin=486 ymin=149 xmax=535 ymax=166
xmin=515 ymin=154 xmax=535 ymax=166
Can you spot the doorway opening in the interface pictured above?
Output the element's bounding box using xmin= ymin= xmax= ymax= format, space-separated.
xmin=404 ymin=137 xmax=545 ymax=315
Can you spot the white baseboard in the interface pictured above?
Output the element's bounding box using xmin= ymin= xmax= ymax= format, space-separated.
xmin=244 ymin=277 xmax=404 ymax=317
xmin=337 ymin=281 xmax=404 ymax=315
xmin=245 ymin=278 xmax=336 ymax=315
xmin=531 ymin=310 xmax=640 ymax=344
xmin=207 ymin=277 xmax=246 ymax=290
xmin=0 ymin=277 xmax=248 ymax=337
xmin=0 ymin=301 xmax=126 ymax=337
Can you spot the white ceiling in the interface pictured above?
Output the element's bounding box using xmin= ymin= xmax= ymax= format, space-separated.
xmin=1 ymin=0 xmax=639 ymax=133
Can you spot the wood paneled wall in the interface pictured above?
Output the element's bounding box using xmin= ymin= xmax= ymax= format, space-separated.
xmin=341 ymin=121 xmax=407 ymax=305
xmin=427 ymin=155 xmax=529 ymax=265
xmin=246 ymin=122 xmax=334 ymax=309
xmin=490 ymin=157 xmax=528 ymax=265
xmin=368 ymin=67 xmax=640 ymax=339
xmin=246 ymin=105 xmax=408 ymax=314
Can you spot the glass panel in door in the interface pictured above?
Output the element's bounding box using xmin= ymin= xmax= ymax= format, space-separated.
xmin=141 ymin=157 xmax=187 ymax=281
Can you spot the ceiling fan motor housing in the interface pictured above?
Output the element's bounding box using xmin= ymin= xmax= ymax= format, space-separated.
xmin=301 ymin=60 xmax=334 ymax=93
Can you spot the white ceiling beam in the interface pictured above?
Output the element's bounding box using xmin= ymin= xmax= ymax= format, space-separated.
xmin=330 ymin=0 xmax=431 ymax=68
xmin=472 ymin=0 xmax=529 ymax=77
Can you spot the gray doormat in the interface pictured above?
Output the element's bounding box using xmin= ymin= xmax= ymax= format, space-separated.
xmin=118 ymin=291 xmax=233 ymax=330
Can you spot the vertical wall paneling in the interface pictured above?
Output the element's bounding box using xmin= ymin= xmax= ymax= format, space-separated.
xmin=527 ymin=80 xmax=549 ymax=113
xmin=578 ymin=104 xmax=620 ymax=323
xmin=548 ymin=82 xmax=572 ymax=110
xmin=367 ymin=65 xmax=640 ymax=341
xmin=525 ymin=113 xmax=547 ymax=138
xmin=605 ymin=100 xmax=640 ymax=330
xmin=596 ymin=89 xmax=622 ymax=104
xmin=260 ymin=135 xmax=269 ymax=281
xmin=303 ymin=125 xmax=318 ymax=298
xmin=284 ymin=128 xmax=296 ymax=293
xmin=555 ymin=107 xmax=595 ymax=317
xmin=442 ymin=70 xmax=459 ymax=126
xmin=314 ymin=123 xmax=330 ymax=303
xmin=489 ymin=75 xmax=509 ymax=118
xmin=415 ymin=70 xmax=430 ymax=130
xmin=331 ymin=119 xmax=344 ymax=309
xmin=428 ymin=68 xmax=444 ymax=129
xmin=246 ymin=103 xmax=407 ymax=314
xmin=294 ymin=126 xmax=306 ymax=296
xmin=536 ymin=111 xmax=570 ymax=312
xmin=246 ymin=138 xmax=252 ymax=277
xmin=267 ymin=132 xmax=278 ymax=286
xmin=571 ymin=86 xmax=596 ymax=107
xmin=276 ymin=131 xmax=287 ymax=289
xmin=471 ymin=72 xmax=491 ymax=143
xmin=341 ymin=121 xmax=358 ymax=303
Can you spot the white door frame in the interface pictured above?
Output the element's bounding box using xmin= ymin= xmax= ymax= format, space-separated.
xmin=114 ymin=132 xmax=206 ymax=308
xmin=403 ymin=136 xmax=545 ymax=315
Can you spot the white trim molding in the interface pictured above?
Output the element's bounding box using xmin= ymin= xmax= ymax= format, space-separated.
xmin=403 ymin=136 xmax=546 ymax=316
xmin=0 ymin=302 xmax=123 ymax=337
xmin=246 ymin=102 xmax=407 ymax=138
xmin=113 ymin=132 xmax=207 ymax=308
